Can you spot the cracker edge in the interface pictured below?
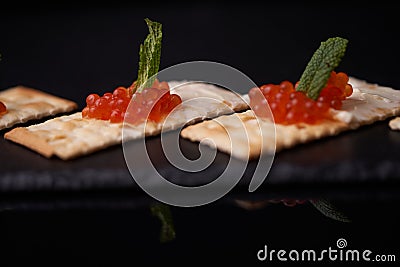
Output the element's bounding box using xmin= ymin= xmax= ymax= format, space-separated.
xmin=4 ymin=127 xmax=54 ymax=158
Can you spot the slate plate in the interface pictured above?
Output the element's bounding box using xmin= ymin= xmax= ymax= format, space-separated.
xmin=1 ymin=116 xmax=400 ymax=197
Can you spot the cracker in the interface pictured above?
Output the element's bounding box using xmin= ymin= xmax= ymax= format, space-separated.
xmin=0 ymin=86 xmax=78 ymax=130
xmin=180 ymin=77 xmax=400 ymax=160
xmin=5 ymin=113 xmax=124 ymax=160
xmin=4 ymin=82 xmax=248 ymax=160
xmin=389 ymin=117 xmax=400 ymax=130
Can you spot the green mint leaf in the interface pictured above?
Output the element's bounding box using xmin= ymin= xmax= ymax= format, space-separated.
xmin=296 ymin=37 xmax=348 ymax=100
xmin=135 ymin=18 xmax=162 ymax=93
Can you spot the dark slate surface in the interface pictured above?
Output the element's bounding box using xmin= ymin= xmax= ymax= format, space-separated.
xmin=1 ymin=117 xmax=400 ymax=196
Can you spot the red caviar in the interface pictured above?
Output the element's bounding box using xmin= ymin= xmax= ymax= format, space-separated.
xmin=0 ymin=101 xmax=7 ymax=116
xmin=82 ymin=79 xmax=182 ymax=124
xmin=249 ymin=71 xmax=353 ymax=124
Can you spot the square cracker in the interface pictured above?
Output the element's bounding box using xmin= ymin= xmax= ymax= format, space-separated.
xmin=180 ymin=77 xmax=400 ymax=160
xmin=0 ymin=86 xmax=78 ymax=130
xmin=389 ymin=117 xmax=400 ymax=130
xmin=4 ymin=82 xmax=248 ymax=160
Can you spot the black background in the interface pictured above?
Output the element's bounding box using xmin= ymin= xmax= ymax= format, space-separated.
xmin=1 ymin=1 xmax=400 ymax=266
